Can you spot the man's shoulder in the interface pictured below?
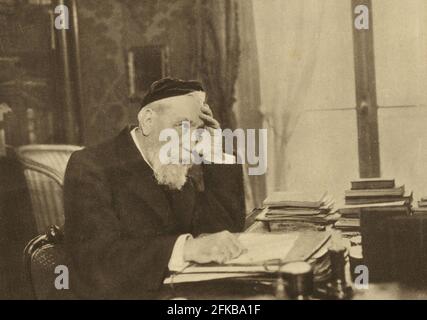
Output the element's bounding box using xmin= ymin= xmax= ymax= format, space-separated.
xmin=71 ymin=138 xmax=116 ymax=164
xmin=68 ymin=128 xmax=131 ymax=171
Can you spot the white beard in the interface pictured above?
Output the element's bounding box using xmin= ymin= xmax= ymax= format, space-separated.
xmin=150 ymin=149 xmax=191 ymax=190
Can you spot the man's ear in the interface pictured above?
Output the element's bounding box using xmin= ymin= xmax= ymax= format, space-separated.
xmin=137 ymin=108 xmax=154 ymax=136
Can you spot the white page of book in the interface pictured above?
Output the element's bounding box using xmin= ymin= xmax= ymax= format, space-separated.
xmin=224 ymin=233 xmax=299 ymax=265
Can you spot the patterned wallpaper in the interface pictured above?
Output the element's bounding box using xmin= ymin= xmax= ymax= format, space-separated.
xmin=78 ymin=0 xmax=205 ymax=145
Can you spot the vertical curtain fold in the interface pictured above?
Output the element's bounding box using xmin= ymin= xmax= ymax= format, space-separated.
xmin=252 ymin=0 xmax=325 ymax=193
xmin=196 ymin=0 xmax=241 ymax=130
xmin=234 ymin=0 xmax=266 ymax=209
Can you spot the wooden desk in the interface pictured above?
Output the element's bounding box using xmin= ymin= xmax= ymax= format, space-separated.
xmin=163 ymin=280 xmax=427 ymax=300
xmin=353 ymin=283 xmax=427 ymax=300
xmin=162 ymin=213 xmax=427 ymax=300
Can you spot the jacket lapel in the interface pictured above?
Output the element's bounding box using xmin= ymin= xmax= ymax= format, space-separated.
xmin=114 ymin=126 xmax=172 ymax=227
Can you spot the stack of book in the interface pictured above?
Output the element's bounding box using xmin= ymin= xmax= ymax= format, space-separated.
xmin=335 ymin=178 xmax=413 ymax=231
xmin=414 ymin=197 xmax=427 ymax=214
xmin=256 ymin=191 xmax=339 ymax=231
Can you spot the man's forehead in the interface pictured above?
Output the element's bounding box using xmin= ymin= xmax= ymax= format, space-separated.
xmin=188 ymin=91 xmax=206 ymax=103
xmin=162 ymin=92 xmax=205 ymax=110
xmin=156 ymin=92 xmax=204 ymax=125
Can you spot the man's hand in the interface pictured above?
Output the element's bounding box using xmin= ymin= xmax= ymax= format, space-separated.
xmin=183 ymin=231 xmax=246 ymax=264
xmin=195 ymin=103 xmax=227 ymax=163
xmin=199 ymin=103 xmax=220 ymax=131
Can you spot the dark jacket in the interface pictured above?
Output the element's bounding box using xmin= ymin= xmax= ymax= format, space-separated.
xmin=63 ymin=126 xmax=245 ymax=299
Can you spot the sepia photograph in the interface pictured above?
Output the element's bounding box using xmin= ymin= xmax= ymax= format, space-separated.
xmin=1 ymin=0 xmax=427 ymax=307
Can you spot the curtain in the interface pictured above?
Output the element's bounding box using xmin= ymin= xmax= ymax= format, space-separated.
xmin=195 ymin=0 xmax=240 ymax=130
xmin=252 ymin=0 xmax=325 ymax=194
xmin=234 ymin=0 xmax=266 ymax=210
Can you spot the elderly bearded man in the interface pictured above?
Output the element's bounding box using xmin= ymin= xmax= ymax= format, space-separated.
xmin=64 ymin=78 xmax=246 ymax=299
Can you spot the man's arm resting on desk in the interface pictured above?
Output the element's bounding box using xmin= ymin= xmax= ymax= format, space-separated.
xmin=169 ymin=231 xmax=246 ymax=268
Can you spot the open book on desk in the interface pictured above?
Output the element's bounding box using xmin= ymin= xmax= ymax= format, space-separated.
xmin=164 ymin=231 xmax=330 ymax=284
xmin=225 ymin=233 xmax=298 ymax=265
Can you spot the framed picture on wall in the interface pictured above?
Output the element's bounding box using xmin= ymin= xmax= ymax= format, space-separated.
xmin=126 ymin=45 xmax=170 ymax=102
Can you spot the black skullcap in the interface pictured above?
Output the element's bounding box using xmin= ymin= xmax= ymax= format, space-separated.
xmin=141 ymin=77 xmax=204 ymax=108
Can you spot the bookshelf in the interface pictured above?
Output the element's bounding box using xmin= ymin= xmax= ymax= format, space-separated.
xmin=0 ymin=0 xmax=82 ymax=148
